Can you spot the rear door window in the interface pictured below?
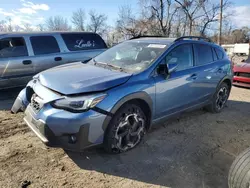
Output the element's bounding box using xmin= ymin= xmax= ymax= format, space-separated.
xmin=30 ymin=36 xmax=60 ymax=55
xmin=215 ymin=48 xmax=224 ymax=60
xmin=61 ymin=33 xmax=107 ymax=51
xmin=194 ymin=44 xmax=213 ymax=66
xmin=0 ymin=37 xmax=28 ymax=58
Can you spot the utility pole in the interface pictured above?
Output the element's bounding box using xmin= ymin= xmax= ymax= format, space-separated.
xmin=218 ymin=0 xmax=223 ymax=45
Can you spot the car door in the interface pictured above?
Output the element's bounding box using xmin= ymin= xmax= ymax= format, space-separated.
xmin=0 ymin=36 xmax=34 ymax=89
xmin=154 ymin=43 xmax=200 ymax=119
xmin=192 ymin=43 xmax=220 ymax=102
xmin=213 ymin=47 xmax=229 ymax=81
xmin=28 ymin=35 xmax=63 ymax=74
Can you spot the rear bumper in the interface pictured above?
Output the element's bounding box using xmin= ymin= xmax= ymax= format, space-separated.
xmin=233 ymin=76 xmax=250 ymax=88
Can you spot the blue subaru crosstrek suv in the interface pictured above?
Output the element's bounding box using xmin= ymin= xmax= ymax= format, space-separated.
xmin=12 ymin=36 xmax=233 ymax=153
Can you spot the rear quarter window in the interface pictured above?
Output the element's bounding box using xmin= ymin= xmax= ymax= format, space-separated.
xmin=215 ymin=48 xmax=224 ymax=60
xmin=194 ymin=43 xmax=213 ymax=66
xmin=212 ymin=48 xmax=218 ymax=61
xmin=61 ymin=33 xmax=107 ymax=51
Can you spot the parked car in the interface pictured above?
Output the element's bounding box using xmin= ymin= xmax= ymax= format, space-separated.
xmin=12 ymin=36 xmax=233 ymax=153
xmin=0 ymin=32 xmax=107 ymax=89
xmin=233 ymin=57 xmax=250 ymax=88
xmin=228 ymin=147 xmax=250 ymax=188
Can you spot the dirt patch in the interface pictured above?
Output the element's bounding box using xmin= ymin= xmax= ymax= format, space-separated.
xmin=0 ymin=113 xmax=29 ymax=139
xmin=0 ymin=87 xmax=250 ymax=188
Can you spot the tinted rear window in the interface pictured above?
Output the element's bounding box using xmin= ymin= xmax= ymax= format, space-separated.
xmin=61 ymin=33 xmax=107 ymax=51
xmin=30 ymin=36 xmax=60 ymax=55
xmin=194 ymin=44 xmax=213 ymax=65
xmin=215 ymin=48 xmax=224 ymax=60
xmin=0 ymin=37 xmax=28 ymax=58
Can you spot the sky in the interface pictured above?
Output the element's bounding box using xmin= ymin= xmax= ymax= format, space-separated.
xmin=0 ymin=0 xmax=250 ymax=30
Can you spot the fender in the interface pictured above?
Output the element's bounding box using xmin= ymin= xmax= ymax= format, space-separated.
xmin=102 ymin=91 xmax=153 ymax=131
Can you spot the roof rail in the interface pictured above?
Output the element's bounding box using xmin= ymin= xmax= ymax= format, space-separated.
xmin=174 ymin=36 xmax=212 ymax=43
xmin=129 ymin=35 xmax=168 ymax=40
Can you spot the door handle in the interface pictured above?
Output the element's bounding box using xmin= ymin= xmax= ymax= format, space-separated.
xmin=22 ymin=60 xmax=32 ymax=65
xmin=54 ymin=57 xmax=62 ymax=61
xmin=190 ymin=73 xmax=197 ymax=80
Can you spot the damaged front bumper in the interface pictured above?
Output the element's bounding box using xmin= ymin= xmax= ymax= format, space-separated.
xmin=11 ymin=80 xmax=108 ymax=151
xmin=11 ymin=88 xmax=29 ymax=113
xmin=11 ymin=79 xmax=37 ymax=114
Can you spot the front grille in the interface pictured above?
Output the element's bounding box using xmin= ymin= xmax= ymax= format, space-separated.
xmin=31 ymin=94 xmax=43 ymax=113
xmin=26 ymin=86 xmax=34 ymax=103
xmin=238 ymin=72 xmax=250 ymax=78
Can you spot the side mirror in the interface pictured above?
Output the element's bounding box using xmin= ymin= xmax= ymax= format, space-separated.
xmin=157 ymin=64 xmax=168 ymax=75
xmin=167 ymin=63 xmax=178 ymax=74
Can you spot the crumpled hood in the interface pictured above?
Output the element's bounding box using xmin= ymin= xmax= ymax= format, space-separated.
xmin=234 ymin=63 xmax=250 ymax=73
xmin=38 ymin=62 xmax=132 ymax=95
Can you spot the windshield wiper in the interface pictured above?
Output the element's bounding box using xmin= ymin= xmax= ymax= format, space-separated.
xmin=106 ymin=64 xmax=124 ymax=72
xmin=93 ymin=59 xmax=125 ymax=72
xmin=94 ymin=61 xmax=107 ymax=67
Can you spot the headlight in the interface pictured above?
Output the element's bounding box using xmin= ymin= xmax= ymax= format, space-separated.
xmin=52 ymin=94 xmax=107 ymax=112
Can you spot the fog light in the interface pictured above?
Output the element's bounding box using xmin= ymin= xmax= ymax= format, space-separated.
xmin=69 ymin=135 xmax=77 ymax=144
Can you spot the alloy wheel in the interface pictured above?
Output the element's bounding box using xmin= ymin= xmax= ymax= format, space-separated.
xmin=112 ymin=111 xmax=145 ymax=152
xmin=216 ymin=87 xmax=228 ymax=110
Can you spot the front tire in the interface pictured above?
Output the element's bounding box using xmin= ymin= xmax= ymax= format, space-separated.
xmin=206 ymin=82 xmax=230 ymax=113
xmin=228 ymin=147 xmax=250 ymax=188
xmin=104 ymin=102 xmax=147 ymax=154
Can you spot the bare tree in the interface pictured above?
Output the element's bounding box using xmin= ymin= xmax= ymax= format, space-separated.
xmin=87 ymin=10 xmax=107 ymax=35
xmin=0 ymin=20 xmax=7 ymax=32
xmin=231 ymin=27 xmax=250 ymax=43
xmin=14 ymin=25 xmax=22 ymax=32
xmin=6 ymin=17 xmax=13 ymax=32
xmin=23 ymin=23 xmax=33 ymax=32
xmin=37 ymin=24 xmax=45 ymax=31
xmin=72 ymin=8 xmax=85 ymax=31
xmin=174 ymin=0 xmax=203 ymax=35
xmin=198 ymin=0 xmax=231 ymax=36
xmin=46 ymin=16 xmax=71 ymax=31
xmin=171 ymin=9 xmax=186 ymax=37
xmin=149 ymin=0 xmax=179 ymax=36
xmin=116 ymin=5 xmax=148 ymax=38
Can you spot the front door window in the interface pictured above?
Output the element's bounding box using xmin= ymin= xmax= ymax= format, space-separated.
xmin=165 ymin=44 xmax=193 ymax=71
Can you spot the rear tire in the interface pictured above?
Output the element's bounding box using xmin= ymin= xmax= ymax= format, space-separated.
xmin=103 ymin=102 xmax=147 ymax=154
xmin=228 ymin=147 xmax=250 ymax=188
xmin=205 ymin=82 xmax=229 ymax=113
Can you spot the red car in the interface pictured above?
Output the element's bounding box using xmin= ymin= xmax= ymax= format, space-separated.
xmin=233 ymin=58 xmax=250 ymax=88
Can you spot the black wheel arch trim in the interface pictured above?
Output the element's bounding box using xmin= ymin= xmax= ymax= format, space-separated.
xmin=218 ymin=75 xmax=233 ymax=90
xmin=210 ymin=75 xmax=232 ymax=101
xmin=101 ymin=91 xmax=153 ymax=131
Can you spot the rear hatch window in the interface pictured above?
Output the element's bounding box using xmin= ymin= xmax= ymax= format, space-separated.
xmin=61 ymin=33 xmax=107 ymax=51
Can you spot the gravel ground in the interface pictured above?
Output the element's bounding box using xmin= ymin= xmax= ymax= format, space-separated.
xmin=0 ymin=86 xmax=250 ymax=188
